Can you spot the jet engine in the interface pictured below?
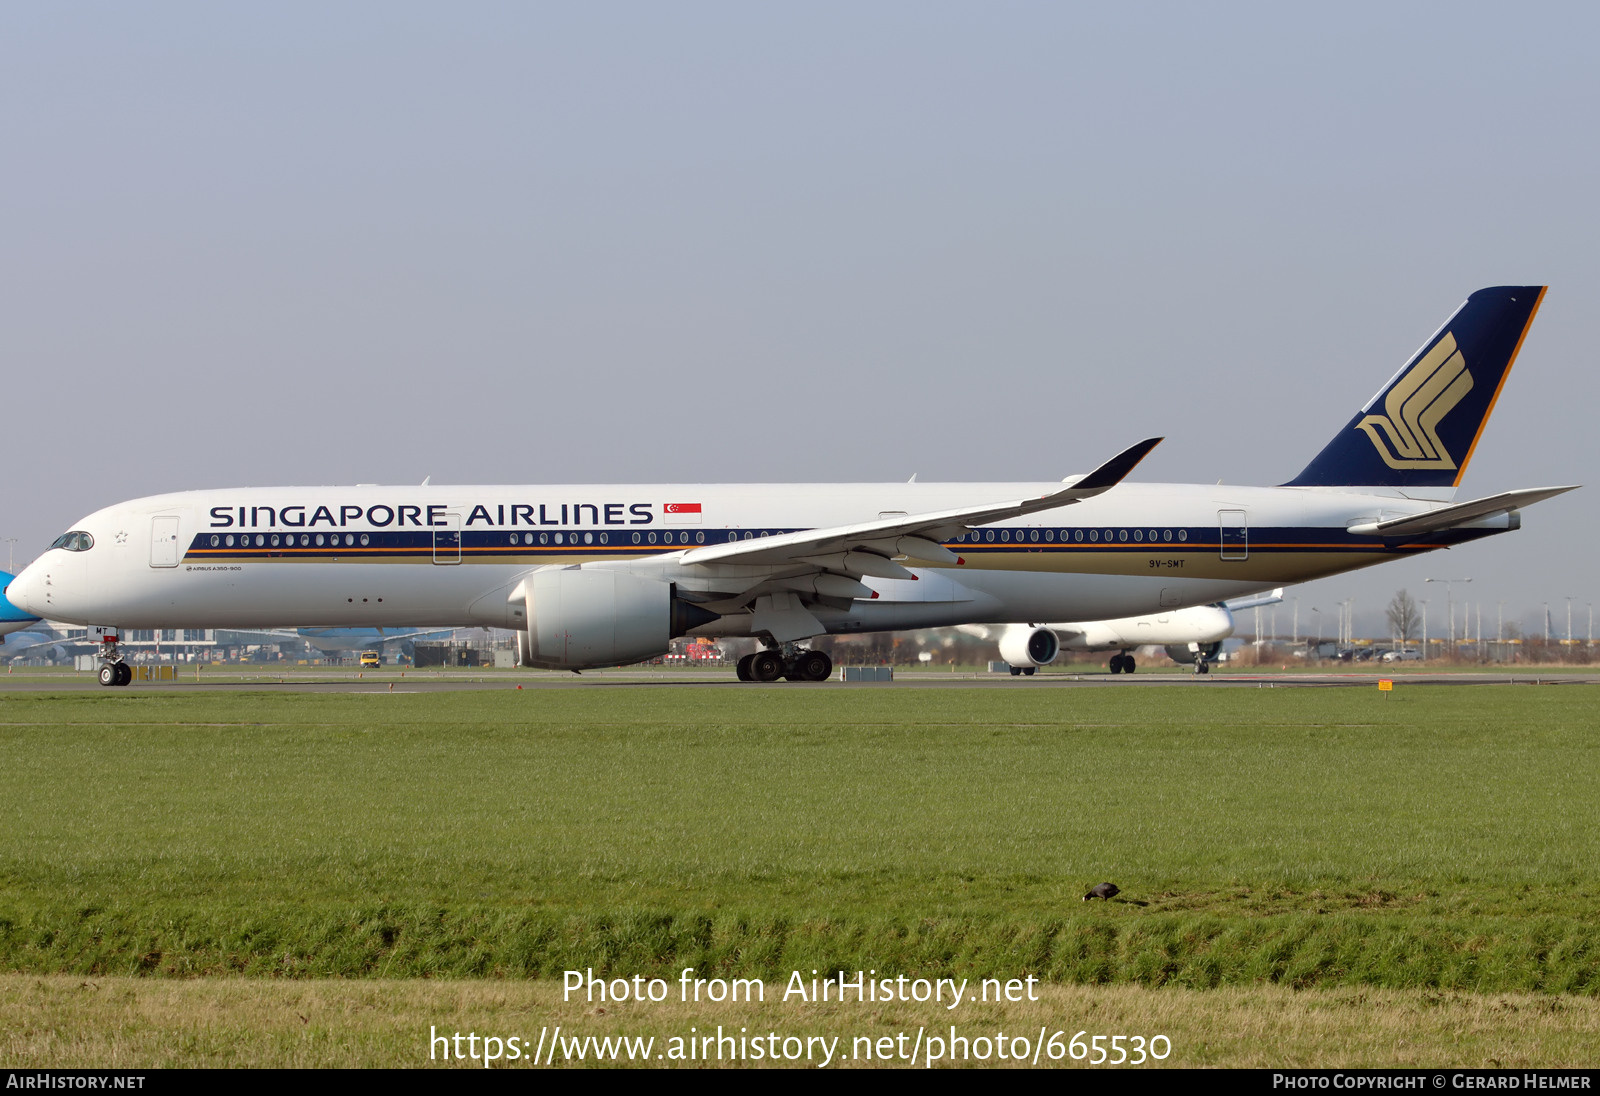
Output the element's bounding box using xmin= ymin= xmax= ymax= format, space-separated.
xmin=1164 ymin=641 xmax=1223 ymax=665
xmin=997 ymin=624 xmax=1060 ymax=668
xmin=513 ymin=568 xmax=717 ymax=671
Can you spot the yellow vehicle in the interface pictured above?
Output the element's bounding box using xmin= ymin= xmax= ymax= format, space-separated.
xmin=359 ymin=650 xmax=381 ymax=668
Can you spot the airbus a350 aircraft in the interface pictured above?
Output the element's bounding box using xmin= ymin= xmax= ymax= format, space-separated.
xmin=7 ymin=286 xmax=1576 ymax=686
xmin=968 ymin=589 xmax=1283 ymax=676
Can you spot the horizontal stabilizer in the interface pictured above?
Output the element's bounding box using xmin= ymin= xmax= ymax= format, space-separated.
xmin=1223 ymin=588 xmax=1284 ymax=611
xmin=1346 ymin=486 xmax=1579 ymax=537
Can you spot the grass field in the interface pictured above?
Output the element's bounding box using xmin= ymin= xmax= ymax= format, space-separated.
xmin=0 ymin=682 xmax=1595 ymax=1065
xmin=6 ymin=976 xmax=1597 ymax=1068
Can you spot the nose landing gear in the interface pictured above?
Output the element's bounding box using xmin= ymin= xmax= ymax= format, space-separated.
xmin=95 ymin=630 xmax=131 ymax=687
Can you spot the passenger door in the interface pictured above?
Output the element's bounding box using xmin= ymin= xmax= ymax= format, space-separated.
xmin=150 ymin=516 xmax=182 ymax=568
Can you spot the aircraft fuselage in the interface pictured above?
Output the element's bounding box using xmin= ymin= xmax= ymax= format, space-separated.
xmin=7 ymin=480 xmax=1504 ymax=636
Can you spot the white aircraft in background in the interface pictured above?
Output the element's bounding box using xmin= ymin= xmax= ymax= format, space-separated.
xmin=7 ymin=286 xmax=1577 ymax=686
xmin=963 ymin=589 xmax=1283 ymax=676
xmin=293 ymin=626 xmax=458 ymax=660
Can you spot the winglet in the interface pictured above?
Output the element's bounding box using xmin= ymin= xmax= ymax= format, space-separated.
xmin=1065 ymin=437 xmax=1163 ymax=494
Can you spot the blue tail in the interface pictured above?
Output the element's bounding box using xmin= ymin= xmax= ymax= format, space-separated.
xmin=1285 ymin=286 xmax=1546 ymax=489
xmin=0 ymin=571 xmax=43 ymax=636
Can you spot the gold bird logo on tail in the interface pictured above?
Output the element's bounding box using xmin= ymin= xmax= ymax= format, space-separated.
xmin=1355 ymin=332 xmax=1473 ymax=470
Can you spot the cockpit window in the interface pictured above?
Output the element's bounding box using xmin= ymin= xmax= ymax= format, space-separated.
xmin=49 ymin=531 xmax=94 ymax=552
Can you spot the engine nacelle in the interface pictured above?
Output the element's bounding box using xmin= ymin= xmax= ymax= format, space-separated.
xmin=1164 ymin=640 xmax=1223 ymax=665
xmin=515 ymin=569 xmax=716 ymax=671
xmin=998 ymin=625 xmax=1060 ymax=668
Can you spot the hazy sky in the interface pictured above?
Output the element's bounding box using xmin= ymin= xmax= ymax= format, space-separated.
xmin=3 ymin=3 xmax=1595 ymax=637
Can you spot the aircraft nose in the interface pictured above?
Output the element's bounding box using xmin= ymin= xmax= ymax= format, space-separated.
xmin=3 ymin=565 xmax=46 ymax=621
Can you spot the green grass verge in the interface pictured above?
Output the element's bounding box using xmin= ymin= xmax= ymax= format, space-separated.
xmin=1 ymin=685 xmax=1595 ymax=990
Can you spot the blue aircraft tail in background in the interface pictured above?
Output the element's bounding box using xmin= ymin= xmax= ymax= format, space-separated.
xmin=0 ymin=571 xmax=43 ymax=638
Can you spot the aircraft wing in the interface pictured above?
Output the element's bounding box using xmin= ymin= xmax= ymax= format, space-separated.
xmin=1347 ymin=486 xmax=1579 ymax=538
xmin=677 ymin=438 xmax=1161 ymax=574
xmin=2 ymin=633 xmax=79 ymax=658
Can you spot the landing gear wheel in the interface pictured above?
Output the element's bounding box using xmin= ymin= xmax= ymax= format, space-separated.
xmin=794 ymin=650 xmax=833 ymax=682
xmin=1022 ymin=667 xmax=1036 ymax=676
xmin=99 ymin=664 xmax=117 ymax=687
xmin=1108 ymin=655 xmax=1124 ymax=674
xmin=749 ymin=651 xmax=783 ymax=682
xmin=736 ymin=654 xmax=755 ymax=681
xmin=1009 ymin=665 xmax=1022 ymax=677
xmin=1195 ymin=661 xmax=1211 ymax=675
xmin=115 ymin=663 xmax=132 ymax=686
xmin=1124 ymin=656 xmax=1136 ymax=673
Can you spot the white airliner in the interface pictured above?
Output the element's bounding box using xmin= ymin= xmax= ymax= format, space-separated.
xmin=6 ymin=286 xmax=1576 ymax=686
xmin=968 ymin=589 xmax=1283 ymax=676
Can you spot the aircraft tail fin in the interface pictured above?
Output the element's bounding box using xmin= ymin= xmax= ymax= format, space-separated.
xmin=1284 ymin=286 xmax=1546 ymax=489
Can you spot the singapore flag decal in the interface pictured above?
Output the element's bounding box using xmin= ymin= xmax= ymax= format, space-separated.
xmin=662 ymin=502 xmax=702 ymax=525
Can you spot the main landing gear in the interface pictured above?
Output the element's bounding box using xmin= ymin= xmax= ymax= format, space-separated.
xmin=1108 ymin=653 xmax=1137 ymax=674
xmin=1008 ymin=665 xmax=1036 ymax=676
xmin=736 ymin=645 xmax=834 ymax=683
xmin=1193 ymin=658 xmax=1212 ymax=675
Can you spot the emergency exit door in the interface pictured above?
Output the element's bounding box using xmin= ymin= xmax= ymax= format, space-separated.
xmin=1218 ymin=510 xmax=1248 ymax=560
xmin=433 ymin=514 xmax=461 ymax=564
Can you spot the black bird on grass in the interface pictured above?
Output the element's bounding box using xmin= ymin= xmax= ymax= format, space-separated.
xmin=1083 ymin=882 xmax=1120 ymax=902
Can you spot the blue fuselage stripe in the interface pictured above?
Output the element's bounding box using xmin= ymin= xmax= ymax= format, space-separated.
xmin=183 ymin=524 xmax=1497 ymax=561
